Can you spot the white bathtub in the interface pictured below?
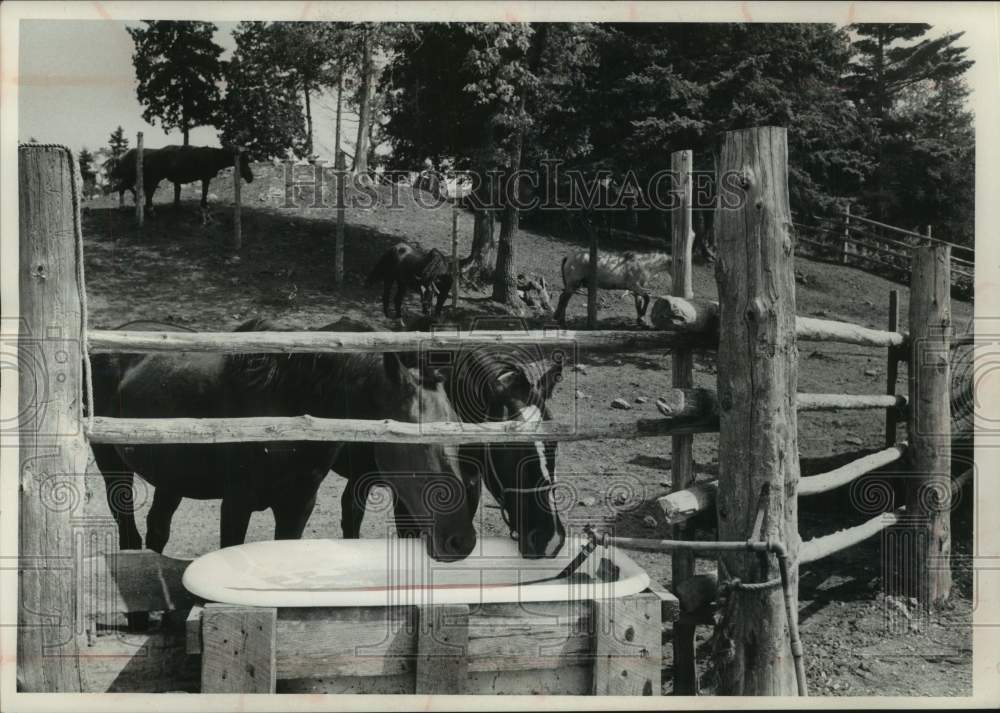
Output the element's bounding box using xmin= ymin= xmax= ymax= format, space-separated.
xmin=182 ymin=536 xmax=650 ymax=608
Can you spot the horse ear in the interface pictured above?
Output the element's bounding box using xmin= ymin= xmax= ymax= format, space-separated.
xmin=536 ymin=360 xmax=564 ymax=400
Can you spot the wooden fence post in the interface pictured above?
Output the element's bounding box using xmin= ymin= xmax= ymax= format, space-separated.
xmin=232 ymin=148 xmax=242 ymax=252
xmin=135 ymin=132 xmax=144 ymax=228
xmin=668 ymin=149 xmax=697 ymax=695
xmin=452 ymin=204 xmax=460 ymax=309
xmin=714 ymin=126 xmax=800 ymax=695
xmin=334 ymin=150 xmax=346 ymax=287
xmin=884 ymin=289 xmax=900 ymax=447
xmin=902 ymin=245 xmax=952 ymax=605
xmin=17 ymin=145 xmax=88 ymax=691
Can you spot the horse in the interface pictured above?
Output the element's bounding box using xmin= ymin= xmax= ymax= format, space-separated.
xmin=87 ymin=317 xmax=477 ymax=563
xmin=366 ymin=243 xmax=453 ymax=320
xmin=553 ymin=250 xmax=672 ymax=326
xmin=340 ymin=316 xmax=567 ymax=559
xmin=109 ymin=144 xmax=253 ymax=215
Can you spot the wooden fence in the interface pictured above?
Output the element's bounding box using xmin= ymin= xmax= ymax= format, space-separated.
xmin=17 ymin=134 xmax=955 ymax=696
xmin=792 ymin=207 xmax=973 ymax=300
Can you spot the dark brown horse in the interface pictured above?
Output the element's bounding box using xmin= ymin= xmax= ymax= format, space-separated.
xmin=88 ymin=317 xmax=476 ymax=562
xmin=366 ymin=243 xmax=453 ymax=320
xmin=109 ymin=145 xmax=253 ymax=213
xmin=341 ymin=316 xmax=567 ymax=559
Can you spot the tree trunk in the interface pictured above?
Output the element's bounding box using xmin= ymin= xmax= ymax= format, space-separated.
xmin=334 ymin=67 xmax=343 ymax=161
xmin=461 ymin=209 xmax=497 ymax=284
xmin=354 ymin=27 xmax=373 ymax=178
xmin=176 ymin=123 xmax=189 ymax=207
xmin=492 ymin=204 xmax=521 ymax=305
xmin=304 ymin=82 xmax=313 ymax=157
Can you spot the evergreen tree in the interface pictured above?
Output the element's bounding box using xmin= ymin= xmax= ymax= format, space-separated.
xmin=77 ymin=147 xmax=96 ymax=187
xmin=219 ymin=22 xmax=308 ymax=160
xmin=107 ymin=126 xmax=129 ymax=160
xmin=128 ymin=21 xmax=225 ymax=145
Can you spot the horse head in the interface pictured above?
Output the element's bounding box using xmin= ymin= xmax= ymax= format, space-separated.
xmin=453 ymin=353 xmax=565 ymax=559
xmin=371 ymin=351 xmax=477 ymax=562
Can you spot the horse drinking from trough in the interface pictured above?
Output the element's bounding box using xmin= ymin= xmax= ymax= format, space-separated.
xmin=109 ymin=144 xmax=253 ymax=215
xmin=553 ymin=250 xmax=672 ymax=326
xmin=341 ymin=316 xmax=567 ymax=559
xmin=366 ymin=243 xmax=454 ymax=320
xmin=88 ymin=317 xmax=476 ymax=563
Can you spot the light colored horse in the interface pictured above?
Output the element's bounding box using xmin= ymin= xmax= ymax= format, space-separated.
xmin=553 ymin=250 xmax=672 ymax=325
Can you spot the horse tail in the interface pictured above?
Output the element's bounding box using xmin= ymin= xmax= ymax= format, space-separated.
xmin=561 ymin=256 xmax=569 ymax=289
xmin=366 ymin=249 xmax=395 ymax=286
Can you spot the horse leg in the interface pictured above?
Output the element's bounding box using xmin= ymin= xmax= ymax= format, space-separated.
xmin=174 ymin=181 xmax=182 ymax=209
xmin=273 ymin=492 xmax=318 ymax=540
xmin=340 ymin=476 xmax=375 ymax=539
xmin=434 ymin=277 xmax=452 ymax=317
xmin=219 ymin=495 xmax=253 ymax=549
xmin=334 ymin=444 xmax=377 ymax=538
xmin=144 ymin=488 xmax=182 ymax=554
xmin=554 ymin=289 xmax=574 ymax=326
xmin=394 ymin=283 xmax=406 ymax=319
xmin=382 ymin=280 xmax=393 ymax=319
xmin=95 ymin=447 xmax=142 ymax=551
xmin=639 ymin=293 xmax=651 ymax=320
xmin=633 ymin=293 xmax=645 ymax=324
xmin=200 ymin=179 xmax=211 ymax=225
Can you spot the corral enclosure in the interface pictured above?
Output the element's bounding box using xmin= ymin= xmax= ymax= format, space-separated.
xmin=53 ymin=139 xmax=976 ymax=696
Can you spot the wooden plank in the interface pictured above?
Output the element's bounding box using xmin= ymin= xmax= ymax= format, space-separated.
xmin=465 ymin=601 xmax=592 ymax=672
xmin=88 ymin=326 xmax=697 ymax=354
xmin=17 ymin=145 xmax=87 ymax=692
xmin=85 ymin=406 xmax=721 ymax=446
xmin=796 ymin=315 xmax=906 ymax=347
xmin=668 ymin=149 xmax=697 ymax=698
xmin=903 ymin=245 xmax=953 ymax=605
xmin=801 ymin=509 xmax=903 ymax=564
xmin=79 ymin=628 xmax=198 ymax=693
xmin=80 ymin=550 xmax=194 ymax=618
xmin=714 ymin=126 xmax=800 ymax=695
xmin=416 ymin=604 xmax=469 ymax=694
xmin=658 ymin=479 xmax=717 ymax=525
xmin=279 ymin=666 xmax=592 ymax=695
xmin=275 ymin=606 xmax=416 ymax=678
xmin=592 ymin=591 xmax=661 ymax=696
xmin=201 ymin=605 xmax=277 ymax=693
xmin=796 ymin=393 xmax=906 ymax=411
xmin=798 ymin=445 xmax=906 ymax=495
xmin=885 ymin=290 xmax=901 ymax=447
xmin=186 ymin=605 xmax=204 ymax=655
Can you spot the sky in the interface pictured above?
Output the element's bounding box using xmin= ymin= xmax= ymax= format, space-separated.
xmin=17 ymin=19 xmax=358 ymax=158
xmin=16 ymin=19 xmax=968 ymax=161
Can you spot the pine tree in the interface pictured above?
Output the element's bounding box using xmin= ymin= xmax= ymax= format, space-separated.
xmin=107 ymin=126 xmax=129 ymax=160
xmin=77 ymin=148 xmax=96 ymax=189
xmin=218 ymin=22 xmax=308 ymax=160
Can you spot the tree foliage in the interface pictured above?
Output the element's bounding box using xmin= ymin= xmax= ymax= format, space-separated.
xmin=218 ymin=22 xmax=308 ymax=160
xmin=127 ymin=21 xmax=224 ymax=144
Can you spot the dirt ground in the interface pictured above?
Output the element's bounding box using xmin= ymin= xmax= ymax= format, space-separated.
xmin=78 ymin=172 xmax=974 ymax=696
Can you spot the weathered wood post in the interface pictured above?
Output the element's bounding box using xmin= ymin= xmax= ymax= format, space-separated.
xmin=452 ymin=204 xmax=460 ymax=309
xmin=17 ymin=145 xmax=88 ymax=691
xmin=714 ymin=126 xmax=800 ymax=695
xmin=884 ymin=289 xmax=900 ymax=447
xmin=232 ymin=148 xmax=242 ymax=252
xmin=901 ymin=244 xmax=952 ymax=605
xmin=334 ymin=150 xmax=346 ymax=287
xmin=135 ymin=132 xmax=144 ymax=228
xmin=668 ymin=149 xmax=697 ymax=694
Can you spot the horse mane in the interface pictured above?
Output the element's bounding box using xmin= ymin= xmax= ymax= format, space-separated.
xmin=418 ymin=249 xmax=450 ymax=282
xmin=227 ymin=318 xmax=387 ymax=410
